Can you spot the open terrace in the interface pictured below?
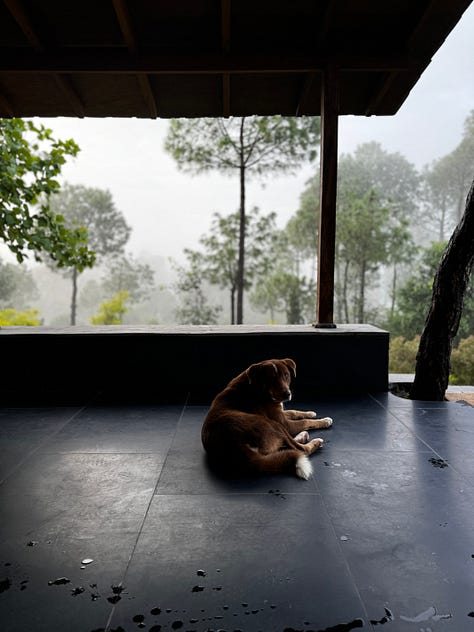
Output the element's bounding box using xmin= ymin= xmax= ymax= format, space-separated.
xmin=1 ymin=386 xmax=474 ymax=632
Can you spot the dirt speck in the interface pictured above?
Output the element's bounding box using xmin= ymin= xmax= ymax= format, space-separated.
xmin=0 ymin=578 xmax=12 ymax=593
xmin=48 ymin=577 xmax=71 ymax=586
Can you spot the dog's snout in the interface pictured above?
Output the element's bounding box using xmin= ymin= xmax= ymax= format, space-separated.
xmin=284 ymin=388 xmax=292 ymax=401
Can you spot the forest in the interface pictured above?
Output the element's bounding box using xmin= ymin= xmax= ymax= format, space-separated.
xmin=1 ymin=113 xmax=474 ymax=383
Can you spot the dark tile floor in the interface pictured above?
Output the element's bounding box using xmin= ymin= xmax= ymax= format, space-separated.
xmin=1 ymin=393 xmax=474 ymax=632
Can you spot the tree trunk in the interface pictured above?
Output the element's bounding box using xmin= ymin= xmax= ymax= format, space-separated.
xmin=390 ymin=264 xmax=398 ymax=318
xmin=230 ymin=287 xmax=236 ymax=325
xmin=70 ymin=266 xmax=78 ymax=326
xmin=236 ymin=119 xmax=246 ymax=324
xmin=343 ymin=260 xmax=350 ymax=322
xmin=411 ymin=178 xmax=474 ymax=401
xmin=358 ymin=260 xmax=366 ymax=323
xmin=439 ymin=196 xmax=447 ymax=242
xmin=334 ymin=259 xmax=342 ymax=322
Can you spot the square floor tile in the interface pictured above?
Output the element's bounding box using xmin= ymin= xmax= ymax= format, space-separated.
xmin=107 ymin=494 xmax=367 ymax=632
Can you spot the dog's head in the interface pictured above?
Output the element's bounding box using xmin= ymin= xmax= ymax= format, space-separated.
xmin=245 ymin=358 xmax=296 ymax=403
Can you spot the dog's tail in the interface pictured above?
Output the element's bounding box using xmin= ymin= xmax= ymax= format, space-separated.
xmin=245 ymin=447 xmax=313 ymax=480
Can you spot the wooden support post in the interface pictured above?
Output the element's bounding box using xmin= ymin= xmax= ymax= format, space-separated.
xmin=316 ymin=65 xmax=339 ymax=328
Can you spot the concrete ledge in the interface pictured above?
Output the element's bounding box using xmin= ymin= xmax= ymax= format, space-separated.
xmin=0 ymin=324 xmax=389 ymax=404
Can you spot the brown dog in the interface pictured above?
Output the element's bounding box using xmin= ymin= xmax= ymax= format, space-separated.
xmin=201 ymin=358 xmax=332 ymax=479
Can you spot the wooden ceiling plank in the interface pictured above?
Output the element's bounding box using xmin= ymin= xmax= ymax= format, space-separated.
xmin=112 ymin=0 xmax=158 ymax=118
xmin=4 ymin=0 xmax=88 ymax=116
xmin=221 ymin=0 xmax=231 ymax=53
xmin=365 ymin=0 xmax=461 ymax=117
xmin=317 ymin=0 xmax=337 ymax=42
xmin=4 ymin=0 xmax=44 ymax=51
xmin=405 ymin=0 xmax=448 ymax=53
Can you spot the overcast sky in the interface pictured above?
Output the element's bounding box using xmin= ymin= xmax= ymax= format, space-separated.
xmin=21 ymin=3 xmax=474 ymax=264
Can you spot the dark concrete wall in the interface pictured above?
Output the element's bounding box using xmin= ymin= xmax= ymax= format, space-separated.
xmin=0 ymin=325 xmax=388 ymax=404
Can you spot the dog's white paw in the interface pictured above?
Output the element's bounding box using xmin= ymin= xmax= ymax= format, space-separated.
xmin=294 ymin=431 xmax=310 ymax=444
xmin=296 ymin=455 xmax=313 ymax=480
xmin=305 ymin=411 xmax=317 ymax=418
xmin=322 ymin=417 xmax=333 ymax=427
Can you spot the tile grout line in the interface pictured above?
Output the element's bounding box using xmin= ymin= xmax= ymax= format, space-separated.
xmin=369 ymin=392 xmax=474 ymax=489
xmin=0 ymin=405 xmax=88 ymax=487
xmin=312 ymin=461 xmax=372 ymax=628
xmin=104 ymin=393 xmax=190 ymax=632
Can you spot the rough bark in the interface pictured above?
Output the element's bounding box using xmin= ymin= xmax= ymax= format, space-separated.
xmin=411 ymin=177 xmax=474 ymax=400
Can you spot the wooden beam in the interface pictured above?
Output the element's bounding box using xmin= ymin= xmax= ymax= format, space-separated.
xmin=0 ymin=51 xmax=425 ymax=75
xmin=316 ymin=65 xmax=339 ymax=327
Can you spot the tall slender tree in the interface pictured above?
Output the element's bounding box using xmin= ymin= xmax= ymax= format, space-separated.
xmin=422 ymin=110 xmax=474 ymax=239
xmin=48 ymin=183 xmax=131 ymax=325
xmin=101 ymin=254 xmax=155 ymax=304
xmin=165 ymin=116 xmax=319 ymax=323
xmin=173 ymin=252 xmax=222 ymax=325
xmin=183 ymin=207 xmax=278 ymax=324
xmin=0 ymin=259 xmax=38 ymax=310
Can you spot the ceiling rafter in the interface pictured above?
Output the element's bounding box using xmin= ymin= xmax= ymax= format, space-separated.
xmin=112 ymin=0 xmax=158 ymax=118
xmin=3 ymin=0 xmax=42 ymax=51
xmin=52 ymin=74 xmax=87 ymax=118
xmin=0 ymin=1 xmax=468 ymax=119
xmin=296 ymin=72 xmax=316 ymax=117
xmin=295 ymin=0 xmax=338 ymax=116
xmin=405 ymin=0 xmax=444 ymax=53
xmin=0 ymin=89 xmax=14 ymax=117
xmin=3 ymin=0 xmax=85 ymax=116
xmin=221 ymin=0 xmax=231 ymax=117
xmin=363 ymin=1 xmax=437 ymax=116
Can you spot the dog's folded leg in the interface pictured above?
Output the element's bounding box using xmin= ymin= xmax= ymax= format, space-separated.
xmin=303 ymin=438 xmax=324 ymax=454
xmin=294 ymin=430 xmax=310 ymax=443
xmin=285 ymin=409 xmax=317 ymax=420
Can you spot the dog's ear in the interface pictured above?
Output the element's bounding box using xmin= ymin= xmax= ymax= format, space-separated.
xmin=246 ymin=361 xmax=277 ymax=384
xmin=282 ymin=358 xmax=296 ymax=378
xmin=246 ymin=363 xmax=260 ymax=385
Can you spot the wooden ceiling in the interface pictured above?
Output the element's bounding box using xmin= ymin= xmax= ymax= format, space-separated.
xmin=0 ymin=0 xmax=471 ymax=119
